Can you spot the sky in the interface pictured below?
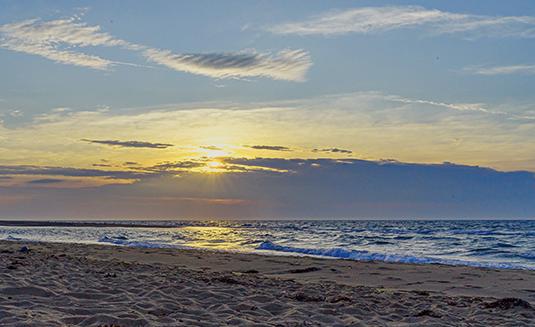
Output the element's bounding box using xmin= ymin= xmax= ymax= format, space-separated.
xmin=1 ymin=0 xmax=535 ymax=219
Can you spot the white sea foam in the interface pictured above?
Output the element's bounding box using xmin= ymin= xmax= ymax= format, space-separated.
xmin=256 ymin=241 xmax=534 ymax=270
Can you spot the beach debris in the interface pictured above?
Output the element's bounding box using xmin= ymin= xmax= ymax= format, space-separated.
xmin=287 ymin=266 xmax=321 ymax=274
xmin=19 ymin=246 xmax=30 ymax=253
xmin=243 ymin=269 xmax=259 ymax=274
xmin=484 ymin=297 xmax=532 ymax=310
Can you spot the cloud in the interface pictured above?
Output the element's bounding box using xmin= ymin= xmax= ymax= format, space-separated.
xmin=200 ymin=145 xmax=223 ymax=151
xmin=0 ymin=37 xmax=113 ymax=70
xmin=143 ymin=48 xmax=312 ymax=81
xmin=0 ymin=16 xmax=133 ymax=70
xmin=0 ymin=17 xmax=129 ymax=48
xmin=27 ymin=178 xmax=63 ymax=184
xmin=2 ymin=158 xmax=535 ymax=219
xmin=82 ymin=139 xmax=174 ymax=149
xmin=148 ymin=160 xmax=206 ymax=172
xmin=3 ymin=91 xmax=535 ymax=174
xmin=268 ymin=6 xmax=535 ymax=38
xmin=1 ymin=15 xmax=311 ymax=80
xmin=386 ymin=95 xmax=494 ymax=114
xmin=245 ymin=145 xmax=291 ymax=151
xmin=144 ymin=158 xmax=288 ymax=174
xmin=0 ymin=164 xmax=146 ymax=180
xmin=92 ymin=163 xmax=112 ymax=167
xmin=385 ymin=94 xmax=535 ymax=120
xmin=313 ymin=148 xmax=352 ymax=154
xmin=465 ymin=64 xmax=535 ymax=75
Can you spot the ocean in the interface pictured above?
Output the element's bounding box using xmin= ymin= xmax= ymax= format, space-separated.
xmin=1 ymin=220 xmax=534 ymax=270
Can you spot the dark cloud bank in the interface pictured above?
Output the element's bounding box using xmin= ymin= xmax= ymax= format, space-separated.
xmin=1 ymin=158 xmax=534 ymax=219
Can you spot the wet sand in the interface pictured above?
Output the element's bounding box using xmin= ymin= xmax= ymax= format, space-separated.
xmin=0 ymin=240 xmax=534 ymax=326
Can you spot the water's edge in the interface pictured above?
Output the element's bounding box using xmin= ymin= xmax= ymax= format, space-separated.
xmin=1 ymin=220 xmax=534 ymax=270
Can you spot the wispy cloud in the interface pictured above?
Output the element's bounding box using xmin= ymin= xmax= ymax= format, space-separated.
xmin=0 ymin=164 xmax=145 ymax=188
xmin=385 ymin=94 xmax=535 ymax=120
xmin=200 ymin=145 xmax=223 ymax=151
xmin=148 ymin=160 xmax=206 ymax=171
xmin=464 ymin=64 xmax=535 ymax=75
xmin=143 ymin=49 xmax=311 ymax=81
xmin=142 ymin=158 xmax=290 ymax=174
xmin=245 ymin=145 xmax=292 ymax=151
xmin=0 ymin=16 xmax=133 ymax=70
xmin=1 ymin=15 xmax=311 ymax=80
xmin=0 ymin=164 xmax=144 ymax=178
xmin=82 ymin=139 xmax=174 ymax=149
xmin=386 ymin=95 xmax=493 ymax=114
xmin=268 ymin=6 xmax=535 ymax=38
xmin=313 ymin=148 xmax=352 ymax=154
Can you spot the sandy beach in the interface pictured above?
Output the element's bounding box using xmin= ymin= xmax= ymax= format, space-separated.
xmin=0 ymin=240 xmax=534 ymax=326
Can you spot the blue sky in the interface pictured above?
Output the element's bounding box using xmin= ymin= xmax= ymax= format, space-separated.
xmin=1 ymin=1 xmax=535 ymax=219
xmin=2 ymin=0 xmax=535 ymax=113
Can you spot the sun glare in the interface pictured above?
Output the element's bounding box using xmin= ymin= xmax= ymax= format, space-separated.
xmin=207 ymin=161 xmax=223 ymax=169
xmin=203 ymin=149 xmax=228 ymax=158
xmin=202 ymin=160 xmax=225 ymax=173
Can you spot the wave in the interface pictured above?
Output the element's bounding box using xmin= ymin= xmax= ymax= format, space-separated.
xmin=256 ymin=241 xmax=533 ymax=270
xmin=518 ymin=252 xmax=535 ymax=260
xmin=98 ymin=235 xmax=176 ymax=249
xmin=495 ymin=242 xmax=518 ymax=248
xmin=393 ymin=235 xmax=414 ymax=240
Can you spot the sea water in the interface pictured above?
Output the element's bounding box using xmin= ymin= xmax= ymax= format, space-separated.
xmin=1 ymin=220 xmax=534 ymax=270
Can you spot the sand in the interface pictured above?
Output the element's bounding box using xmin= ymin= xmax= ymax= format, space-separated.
xmin=0 ymin=240 xmax=534 ymax=326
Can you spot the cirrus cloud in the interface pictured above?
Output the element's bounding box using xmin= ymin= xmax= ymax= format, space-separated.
xmin=0 ymin=16 xmax=134 ymax=70
xmin=464 ymin=64 xmax=535 ymax=76
xmin=143 ymin=48 xmax=311 ymax=81
xmin=0 ymin=15 xmax=312 ymax=81
xmin=269 ymin=6 xmax=535 ymax=38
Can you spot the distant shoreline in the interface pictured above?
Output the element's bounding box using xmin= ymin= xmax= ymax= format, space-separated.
xmin=0 ymin=218 xmax=534 ymax=229
xmin=0 ymin=220 xmax=182 ymax=228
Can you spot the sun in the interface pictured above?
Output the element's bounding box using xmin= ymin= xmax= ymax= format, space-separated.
xmin=202 ymin=160 xmax=225 ymax=173
xmin=207 ymin=160 xmax=223 ymax=169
